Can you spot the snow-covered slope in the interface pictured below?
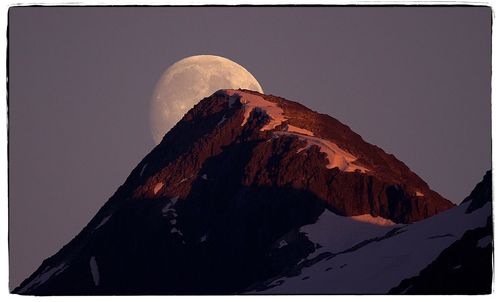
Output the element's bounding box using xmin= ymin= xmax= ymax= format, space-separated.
xmin=251 ymin=195 xmax=491 ymax=294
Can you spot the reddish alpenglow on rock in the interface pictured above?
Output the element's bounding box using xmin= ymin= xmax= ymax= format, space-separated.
xmin=137 ymin=89 xmax=453 ymax=223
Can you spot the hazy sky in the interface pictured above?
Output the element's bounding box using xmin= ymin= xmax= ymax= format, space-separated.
xmin=9 ymin=6 xmax=491 ymax=288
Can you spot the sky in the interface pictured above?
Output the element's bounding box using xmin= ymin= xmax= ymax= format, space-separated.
xmin=8 ymin=6 xmax=491 ymax=288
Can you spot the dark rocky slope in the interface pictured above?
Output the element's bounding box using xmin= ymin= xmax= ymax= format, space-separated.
xmin=389 ymin=170 xmax=492 ymax=294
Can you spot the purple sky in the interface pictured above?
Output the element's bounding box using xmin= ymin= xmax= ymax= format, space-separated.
xmin=8 ymin=6 xmax=491 ymax=288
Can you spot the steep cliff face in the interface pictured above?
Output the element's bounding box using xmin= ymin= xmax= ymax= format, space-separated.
xmin=14 ymin=89 xmax=454 ymax=295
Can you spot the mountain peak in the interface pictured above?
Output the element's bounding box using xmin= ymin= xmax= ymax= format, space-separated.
xmin=220 ymin=89 xmax=287 ymax=131
xmin=131 ymin=89 xmax=452 ymax=223
xmin=217 ymin=89 xmax=369 ymax=173
xmin=14 ymin=90 xmax=454 ymax=295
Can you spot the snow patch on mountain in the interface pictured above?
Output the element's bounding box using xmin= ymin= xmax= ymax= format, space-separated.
xmin=89 ymin=256 xmax=100 ymax=286
xmin=94 ymin=215 xmax=111 ymax=230
xmin=286 ymin=125 xmax=314 ymax=136
xmin=165 ymin=198 xmax=184 ymax=238
xmin=153 ymin=182 xmax=164 ymax=195
xmin=278 ymin=240 xmax=289 ymax=249
xmin=177 ymin=178 xmax=189 ymax=185
xmin=274 ymin=131 xmax=369 ymax=173
xmin=216 ymin=115 xmax=227 ymax=127
xmin=139 ymin=163 xmax=148 ymax=177
xmin=256 ymin=200 xmax=490 ymax=294
xmin=301 ymin=210 xmax=396 ymax=259
xmin=476 ymin=235 xmax=492 ymax=248
xmin=162 ymin=197 xmax=179 ymax=221
xmin=223 ymin=90 xmax=287 ymax=131
xmin=350 ymin=214 xmax=397 ymax=226
xmin=170 ymin=227 xmax=183 ymax=236
xmin=18 ymin=262 xmax=68 ymax=294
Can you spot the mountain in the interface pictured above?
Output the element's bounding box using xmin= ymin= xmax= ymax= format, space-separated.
xmin=389 ymin=170 xmax=492 ymax=294
xmin=14 ymin=89 xmax=455 ymax=295
xmin=250 ymin=170 xmax=492 ymax=294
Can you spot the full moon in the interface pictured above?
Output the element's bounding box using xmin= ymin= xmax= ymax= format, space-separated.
xmin=150 ymin=55 xmax=264 ymax=144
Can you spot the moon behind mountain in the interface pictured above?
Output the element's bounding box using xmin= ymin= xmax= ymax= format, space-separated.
xmin=150 ymin=55 xmax=264 ymax=144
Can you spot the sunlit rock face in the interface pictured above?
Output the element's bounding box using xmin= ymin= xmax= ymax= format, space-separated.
xmin=15 ymin=90 xmax=458 ymax=295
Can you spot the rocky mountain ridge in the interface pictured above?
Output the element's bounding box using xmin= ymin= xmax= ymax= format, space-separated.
xmin=14 ymin=89 xmax=456 ymax=295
